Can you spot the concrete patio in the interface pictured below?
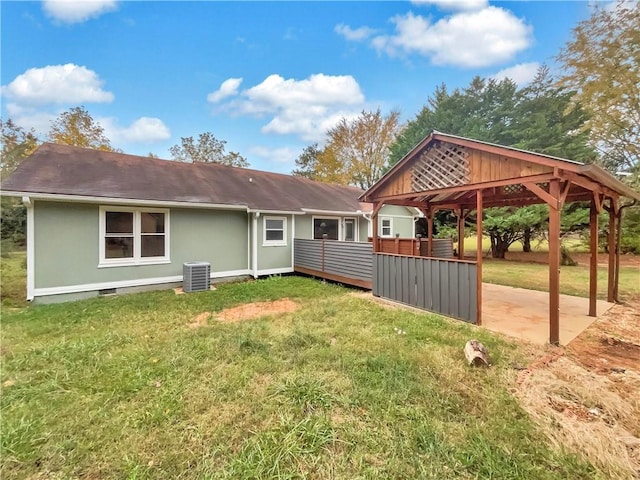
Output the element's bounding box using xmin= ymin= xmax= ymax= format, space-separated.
xmin=482 ymin=283 xmax=614 ymax=345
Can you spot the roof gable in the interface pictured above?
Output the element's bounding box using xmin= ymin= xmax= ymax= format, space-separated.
xmin=361 ymin=131 xmax=639 ymax=204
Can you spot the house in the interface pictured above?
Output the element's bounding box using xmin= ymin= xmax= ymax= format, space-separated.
xmin=1 ymin=143 xmax=418 ymax=303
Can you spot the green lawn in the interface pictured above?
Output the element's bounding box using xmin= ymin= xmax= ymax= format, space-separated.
xmin=1 ymin=276 xmax=599 ymax=479
xmin=482 ymin=260 xmax=640 ymax=300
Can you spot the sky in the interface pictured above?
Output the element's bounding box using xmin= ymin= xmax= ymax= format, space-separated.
xmin=1 ymin=0 xmax=596 ymax=174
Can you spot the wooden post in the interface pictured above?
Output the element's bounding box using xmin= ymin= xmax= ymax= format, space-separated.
xmin=427 ymin=210 xmax=434 ymax=257
xmin=607 ymin=200 xmax=617 ymax=302
xmin=476 ymin=190 xmax=483 ymax=326
xmin=321 ymin=234 xmax=327 ymax=272
xmin=372 ymin=202 xmax=380 ymax=253
xmin=589 ymin=198 xmax=598 ymax=316
xmin=456 ymin=208 xmax=465 ymax=260
xmin=614 ymin=207 xmax=622 ymax=302
xmin=548 ymin=180 xmax=561 ymax=345
xmin=394 ymin=234 xmax=400 ymax=254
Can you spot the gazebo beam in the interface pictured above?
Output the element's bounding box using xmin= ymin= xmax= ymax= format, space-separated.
xmin=374 ymin=173 xmax=556 ymax=203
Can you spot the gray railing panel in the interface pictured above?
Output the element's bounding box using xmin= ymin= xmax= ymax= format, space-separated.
xmin=294 ymin=239 xmax=373 ymax=286
xmin=373 ymin=253 xmax=477 ymax=323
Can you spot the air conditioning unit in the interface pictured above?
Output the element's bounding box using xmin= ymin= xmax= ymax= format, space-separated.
xmin=183 ymin=262 xmax=211 ymax=292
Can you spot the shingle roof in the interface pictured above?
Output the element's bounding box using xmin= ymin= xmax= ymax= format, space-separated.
xmin=2 ymin=143 xmax=368 ymax=212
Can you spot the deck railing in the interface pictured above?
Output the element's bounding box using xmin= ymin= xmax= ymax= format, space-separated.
xmin=369 ymin=237 xmax=454 ymax=258
xmin=294 ymin=239 xmax=373 ymax=289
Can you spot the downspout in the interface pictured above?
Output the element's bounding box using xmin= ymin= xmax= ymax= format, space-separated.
xmin=252 ymin=211 xmax=259 ymax=278
xmin=290 ymin=214 xmax=295 ymax=269
xmin=23 ymin=196 xmax=34 ymax=301
xmin=614 ymin=200 xmax=637 ymax=301
xmin=412 ymin=208 xmax=424 ymax=238
xmin=361 ymin=211 xmax=372 ymax=239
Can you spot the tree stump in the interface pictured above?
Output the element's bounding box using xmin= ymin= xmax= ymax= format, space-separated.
xmin=464 ymin=340 xmax=489 ymax=367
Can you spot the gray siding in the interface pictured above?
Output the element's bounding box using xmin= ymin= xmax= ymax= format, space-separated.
xmin=33 ymin=201 xmax=248 ymax=290
xmin=373 ymin=253 xmax=477 ymax=323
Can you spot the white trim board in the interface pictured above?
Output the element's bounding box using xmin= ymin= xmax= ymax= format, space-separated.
xmin=25 ymin=198 xmax=35 ymax=301
xmin=33 ymin=269 xmax=252 ymax=298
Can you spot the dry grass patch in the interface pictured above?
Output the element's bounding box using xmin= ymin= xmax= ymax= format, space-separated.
xmin=516 ymin=356 xmax=639 ymax=479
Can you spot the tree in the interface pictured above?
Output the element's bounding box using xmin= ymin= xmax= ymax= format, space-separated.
xmin=389 ymin=78 xmax=519 ymax=166
xmin=169 ymin=132 xmax=248 ymax=167
xmin=1 ymin=118 xmax=39 ymax=248
xmin=557 ymin=1 xmax=640 ymax=173
xmin=292 ymin=143 xmax=321 ymax=179
xmin=48 ymin=106 xmax=115 ymax=151
xmin=1 ymin=118 xmax=39 ymax=179
xmin=319 ymin=109 xmax=400 ymax=189
xmin=511 ymin=66 xmax=596 ymax=164
xmin=388 ymin=71 xmax=596 ymax=257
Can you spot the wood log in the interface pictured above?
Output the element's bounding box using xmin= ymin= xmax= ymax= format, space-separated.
xmin=464 ymin=340 xmax=489 ymax=367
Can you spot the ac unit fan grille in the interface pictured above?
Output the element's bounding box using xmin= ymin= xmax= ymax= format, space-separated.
xmin=183 ymin=262 xmax=211 ymax=292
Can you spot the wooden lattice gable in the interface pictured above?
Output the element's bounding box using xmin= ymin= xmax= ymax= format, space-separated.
xmin=362 ymin=132 xmax=580 ymax=203
xmin=362 ymin=131 xmax=640 ymax=206
xmin=411 ymin=141 xmax=470 ymax=191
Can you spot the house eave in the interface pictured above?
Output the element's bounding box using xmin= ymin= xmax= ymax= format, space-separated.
xmin=301 ymin=208 xmax=365 ymax=216
xmin=0 ymin=191 xmax=250 ymax=211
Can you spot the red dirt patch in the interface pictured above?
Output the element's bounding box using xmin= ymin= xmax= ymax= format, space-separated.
xmin=216 ymin=298 xmax=298 ymax=323
xmin=568 ymin=298 xmax=640 ymax=374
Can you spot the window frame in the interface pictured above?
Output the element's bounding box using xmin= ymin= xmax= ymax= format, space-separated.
xmin=312 ymin=216 xmax=340 ymax=240
xmin=343 ymin=217 xmax=357 ymax=242
xmin=263 ymin=216 xmax=287 ymax=247
xmin=380 ymin=217 xmax=393 ymax=237
xmin=99 ymin=206 xmax=170 ymax=267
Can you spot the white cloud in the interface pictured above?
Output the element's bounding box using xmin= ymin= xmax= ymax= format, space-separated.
xmin=491 ymin=62 xmax=541 ymax=86
xmin=248 ymin=145 xmax=298 ymax=165
xmin=368 ymin=6 xmax=532 ymax=68
xmin=335 ymin=24 xmax=376 ymax=41
xmin=2 ymin=64 xmax=168 ymax=145
xmin=101 ymin=116 xmax=171 ymax=144
xmin=207 ymin=77 xmax=243 ymax=103
xmin=2 ymin=64 xmax=114 ymax=106
xmin=42 ymin=0 xmax=118 ymax=24
xmin=221 ymin=74 xmax=365 ymax=142
xmin=411 ymin=0 xmax=488 ymax=10
xmin=4 ymin=108 xmax=57 ymax=137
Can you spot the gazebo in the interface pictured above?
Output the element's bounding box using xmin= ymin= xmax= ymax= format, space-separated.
xmin=360 ymin=132 xmax=639 ymax=345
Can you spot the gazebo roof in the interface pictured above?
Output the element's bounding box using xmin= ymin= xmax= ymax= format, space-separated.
xmin=361 ymin=131 xmax=640 ymax=209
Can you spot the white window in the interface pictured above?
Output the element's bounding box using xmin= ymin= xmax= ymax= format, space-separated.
xmin=344 ymin=218 xmax=356 ymax=242
xmin=100 ymin=207 xmax=169 ymax=266
xmin=313 ymin=217 xmax=339 ymax=240
xmin=263 ymin=216 xmax=287 ymax=246
xmin=380 ymin=217 xmax=393 ymax=237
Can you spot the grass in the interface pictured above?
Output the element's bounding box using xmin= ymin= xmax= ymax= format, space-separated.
xmin=482 ymin=260 xmax=640 ymax=300
xmin=462 ymin=236 xmax=588 ymax=254
xmin=1 ymin=276 xmax=601 ymax=479
xmin=0 ymin=252 xmax=27 ymax=308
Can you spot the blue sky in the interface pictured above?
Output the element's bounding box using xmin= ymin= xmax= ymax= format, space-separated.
xmin=1 ymin=1 xmax=594 ymax=173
